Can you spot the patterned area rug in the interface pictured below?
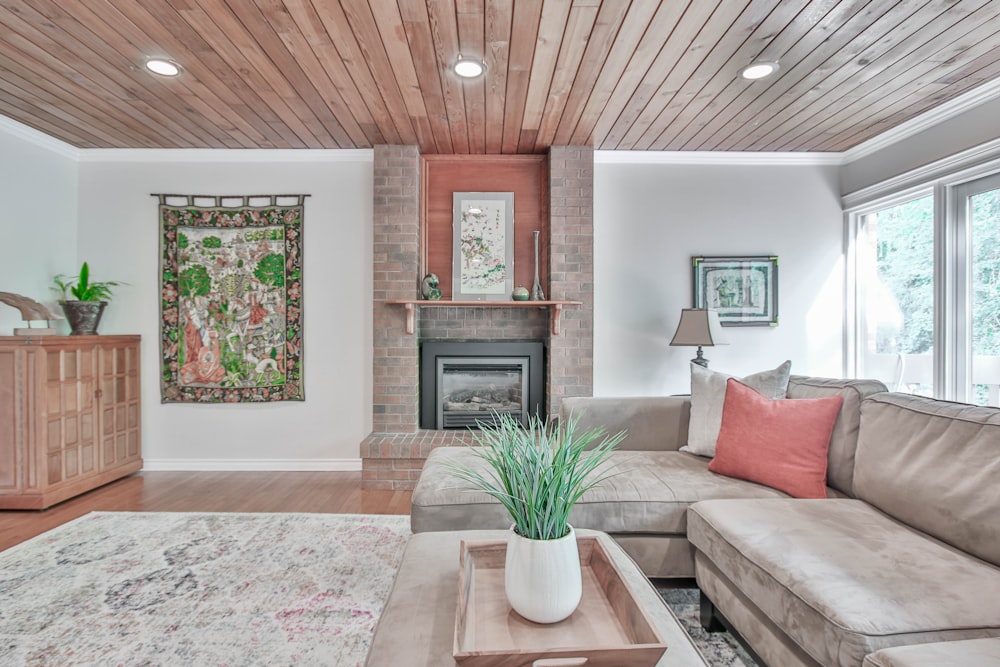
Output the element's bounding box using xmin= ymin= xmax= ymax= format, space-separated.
xmin=657 ymin=584 xmax=761 ymax=666
xmin=0 ymin=512 xmax=410 ymax=666
xmin=0 ymin=512 xmax=757 ymax=666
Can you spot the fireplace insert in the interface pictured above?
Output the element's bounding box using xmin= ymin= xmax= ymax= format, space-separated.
xmin=420 ymin=341 xmax=544 ymax=429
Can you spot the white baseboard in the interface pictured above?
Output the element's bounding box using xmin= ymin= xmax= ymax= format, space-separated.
xmin=141 ymin=458 xmax=362 ymax=472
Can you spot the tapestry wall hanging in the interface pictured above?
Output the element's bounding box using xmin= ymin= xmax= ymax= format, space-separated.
xmin=157 ymin=194 xmax=306 ymax=403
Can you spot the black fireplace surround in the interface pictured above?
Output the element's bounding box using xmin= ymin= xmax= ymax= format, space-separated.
xmin=420 ymin=341 xmax=545 ymax=429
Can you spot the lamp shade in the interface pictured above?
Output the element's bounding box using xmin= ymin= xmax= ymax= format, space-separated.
xmin=669 ymin=309 xmax=729 ymax=347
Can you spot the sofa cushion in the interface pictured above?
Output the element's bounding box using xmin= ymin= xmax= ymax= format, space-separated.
xmin=709 ymin=379 xmax=843 ymax=498
xmin=682 ymin=360 xmax=792 ymax=457
xmin=863 ymin=637 xmax=1000 ymax=667
xmin=560 ymin=396 xmax=690 ymax=452
xmin=786 ymin=375 xmax=887 ymax=496
xmin=410 ymin=447 xmax=798 ymax=535
xmin=854 ymin=393 xmax=1000 ymax=566
xmin=689 ymin=499 xmax=1000 ymax=667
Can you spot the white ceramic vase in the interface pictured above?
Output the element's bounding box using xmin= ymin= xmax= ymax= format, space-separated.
xmin=504 ymin=525 xmax=582 ymax=624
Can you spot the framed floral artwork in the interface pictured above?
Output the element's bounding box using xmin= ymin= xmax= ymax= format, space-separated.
xmin=693 ymin=255 xmax=778 ymax=326
xmin=452 ymin=192 xmax=514 ymax=301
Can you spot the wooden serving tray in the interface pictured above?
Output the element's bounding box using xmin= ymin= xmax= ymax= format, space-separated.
xmin=453 ymin=536 xmax=668 ymax=667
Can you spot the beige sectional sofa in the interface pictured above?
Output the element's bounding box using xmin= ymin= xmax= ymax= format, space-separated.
xmin=412 ymin=375 xmax=885 ymax=578
xmin=410 ymin=375 xmax=1000 ymax=666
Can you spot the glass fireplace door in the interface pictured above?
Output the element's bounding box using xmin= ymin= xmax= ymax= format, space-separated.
xmin=436 ymin=358 xmax=528 ymax=429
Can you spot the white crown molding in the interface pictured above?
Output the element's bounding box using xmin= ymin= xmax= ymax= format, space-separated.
xmin=142 ymin=458 xmax=362 ymax=472
xmin=77 ymin=148 xmax=375 ymax=163
xmin=842 ymin=78 xmax=1000 ymax=164
xmin=0 ymin=115 xmax=80 ymax=160
xmin=594 ymin=150 xmax=844 ymax=166
xmin=841 ymin=135 xmax=1000 ymax=209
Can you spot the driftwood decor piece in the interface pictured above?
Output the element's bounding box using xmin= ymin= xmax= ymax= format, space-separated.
xmin=157 ymin=194 xmax=306 ymax=403
xmin=0 ymin=292 xmax=59 ymax=335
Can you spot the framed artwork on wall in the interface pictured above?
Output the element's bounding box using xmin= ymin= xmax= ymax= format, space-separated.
xmin=452 ymin=192 xmax=514 ymax=301
xmin=693 ymin=255 xmax=778 ymax=326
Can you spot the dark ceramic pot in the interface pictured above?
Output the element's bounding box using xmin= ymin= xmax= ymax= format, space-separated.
xmin=60 ymin=300 xmax=107 ymax=335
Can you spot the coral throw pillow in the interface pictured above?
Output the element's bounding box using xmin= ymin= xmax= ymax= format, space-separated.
xmin=709 ymin=379 xmax=843 ymax=499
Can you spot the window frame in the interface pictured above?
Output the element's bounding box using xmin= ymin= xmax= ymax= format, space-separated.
xmin=845 ymin=185 xmax=936 ymax=392
xmin=845 ymin=158 xmax=1000 ymax=401
xmin=950 ymin=172 xmax=1000 ymax=403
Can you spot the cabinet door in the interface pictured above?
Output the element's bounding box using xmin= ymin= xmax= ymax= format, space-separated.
xmin=100 ymin=341 xmax=141 ymax=469
xmin=0 ymin=348 xmax=23 ymax=492
xmin=43 ymin=345 xmax=99 ymax=486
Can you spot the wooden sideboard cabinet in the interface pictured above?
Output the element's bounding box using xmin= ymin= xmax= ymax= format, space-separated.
xmin=0 ymin=335 xmax=142 ymax=509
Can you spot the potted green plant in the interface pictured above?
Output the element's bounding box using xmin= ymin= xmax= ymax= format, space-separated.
xmin=52 ymin=262 xmax=125 ymax=335
xmin=447 ymin=412 xmax=625 ymax=624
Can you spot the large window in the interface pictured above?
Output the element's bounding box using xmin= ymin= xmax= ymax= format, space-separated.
xmin=851 ymin=171 xmax=1000 ymax=406
xmin=855 ymin=195 xmax=935 ymax=395
xmin=957 ymin=174 xmax=1000 ymax=406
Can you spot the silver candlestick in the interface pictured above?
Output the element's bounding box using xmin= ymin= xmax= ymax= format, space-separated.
xmin=530 ymin=230 xmax=545 ymax=301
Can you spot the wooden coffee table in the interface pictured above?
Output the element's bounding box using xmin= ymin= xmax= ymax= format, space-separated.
xmin=365 ymin=528 xmax=710 ymax=666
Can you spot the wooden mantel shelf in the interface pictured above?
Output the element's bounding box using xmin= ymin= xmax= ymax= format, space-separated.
xmin=386 ymin=299 xmax=583 ymax=336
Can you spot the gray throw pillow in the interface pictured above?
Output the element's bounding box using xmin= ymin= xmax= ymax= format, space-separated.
xmin=681 ymin=360 xmax=792 ymax=458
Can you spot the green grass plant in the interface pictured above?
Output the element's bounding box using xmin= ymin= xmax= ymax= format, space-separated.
xmin=447 ymin=413 xmax=626 ymax=541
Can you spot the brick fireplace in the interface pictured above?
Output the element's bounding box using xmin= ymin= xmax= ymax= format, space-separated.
xmin=360 ymin=145 xmax=595 ymax=490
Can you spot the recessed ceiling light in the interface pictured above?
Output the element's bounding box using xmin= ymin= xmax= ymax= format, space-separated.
xmin=145 ymin=58 xmax=181 ymax=77
xmin=453 ymin=55 xmax=485 ymax=79
xmin=740 ymin=61 xmax=779 ymax=80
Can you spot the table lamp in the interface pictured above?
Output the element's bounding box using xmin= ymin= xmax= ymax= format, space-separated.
xmin=669 ymin=308 xmax=728 ymax=368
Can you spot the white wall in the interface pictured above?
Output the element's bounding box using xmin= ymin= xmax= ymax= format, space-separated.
xmin=0 ymin=112 xmax=940 ymax=463
xmin=76 ymin=152 xmax=373 ymax=467
xmin=593 ymin=159 xmax=845 ymax=396
xmin=0 ymin=120 xmax=78 ymax=333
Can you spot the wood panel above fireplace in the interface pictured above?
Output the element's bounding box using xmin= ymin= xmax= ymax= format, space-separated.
xmin=421 ymin=155 xmax=549 ymax=300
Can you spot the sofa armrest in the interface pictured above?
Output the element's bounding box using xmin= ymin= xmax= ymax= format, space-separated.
xmin=559 ymin=396 xmax=691 ymax=451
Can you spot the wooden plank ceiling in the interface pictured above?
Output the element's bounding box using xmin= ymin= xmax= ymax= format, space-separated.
xmin=1 ymin=0 xmax=999 ymax=153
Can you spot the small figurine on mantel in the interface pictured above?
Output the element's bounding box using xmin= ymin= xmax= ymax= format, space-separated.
xmin=0 ymin=292 xmax=60 ymax=336
xmin=420 ymin=273 xmax=442 ymax=300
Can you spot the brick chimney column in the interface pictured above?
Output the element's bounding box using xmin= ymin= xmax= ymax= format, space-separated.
xmin=371 ymin=145 xmax=421 ymax=432
xmin=547 ymin=146 xmax=595 ymax=416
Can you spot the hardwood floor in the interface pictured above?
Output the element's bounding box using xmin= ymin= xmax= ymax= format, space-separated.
xmin=0 ymin=471 xmax=413 ymax=552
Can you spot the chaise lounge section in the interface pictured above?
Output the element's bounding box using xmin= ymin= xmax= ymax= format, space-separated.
xmin=863 ymin=638 xmax=1000 ymax=666
xmin=689 ymin=392 xmax=1000 ymax=666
